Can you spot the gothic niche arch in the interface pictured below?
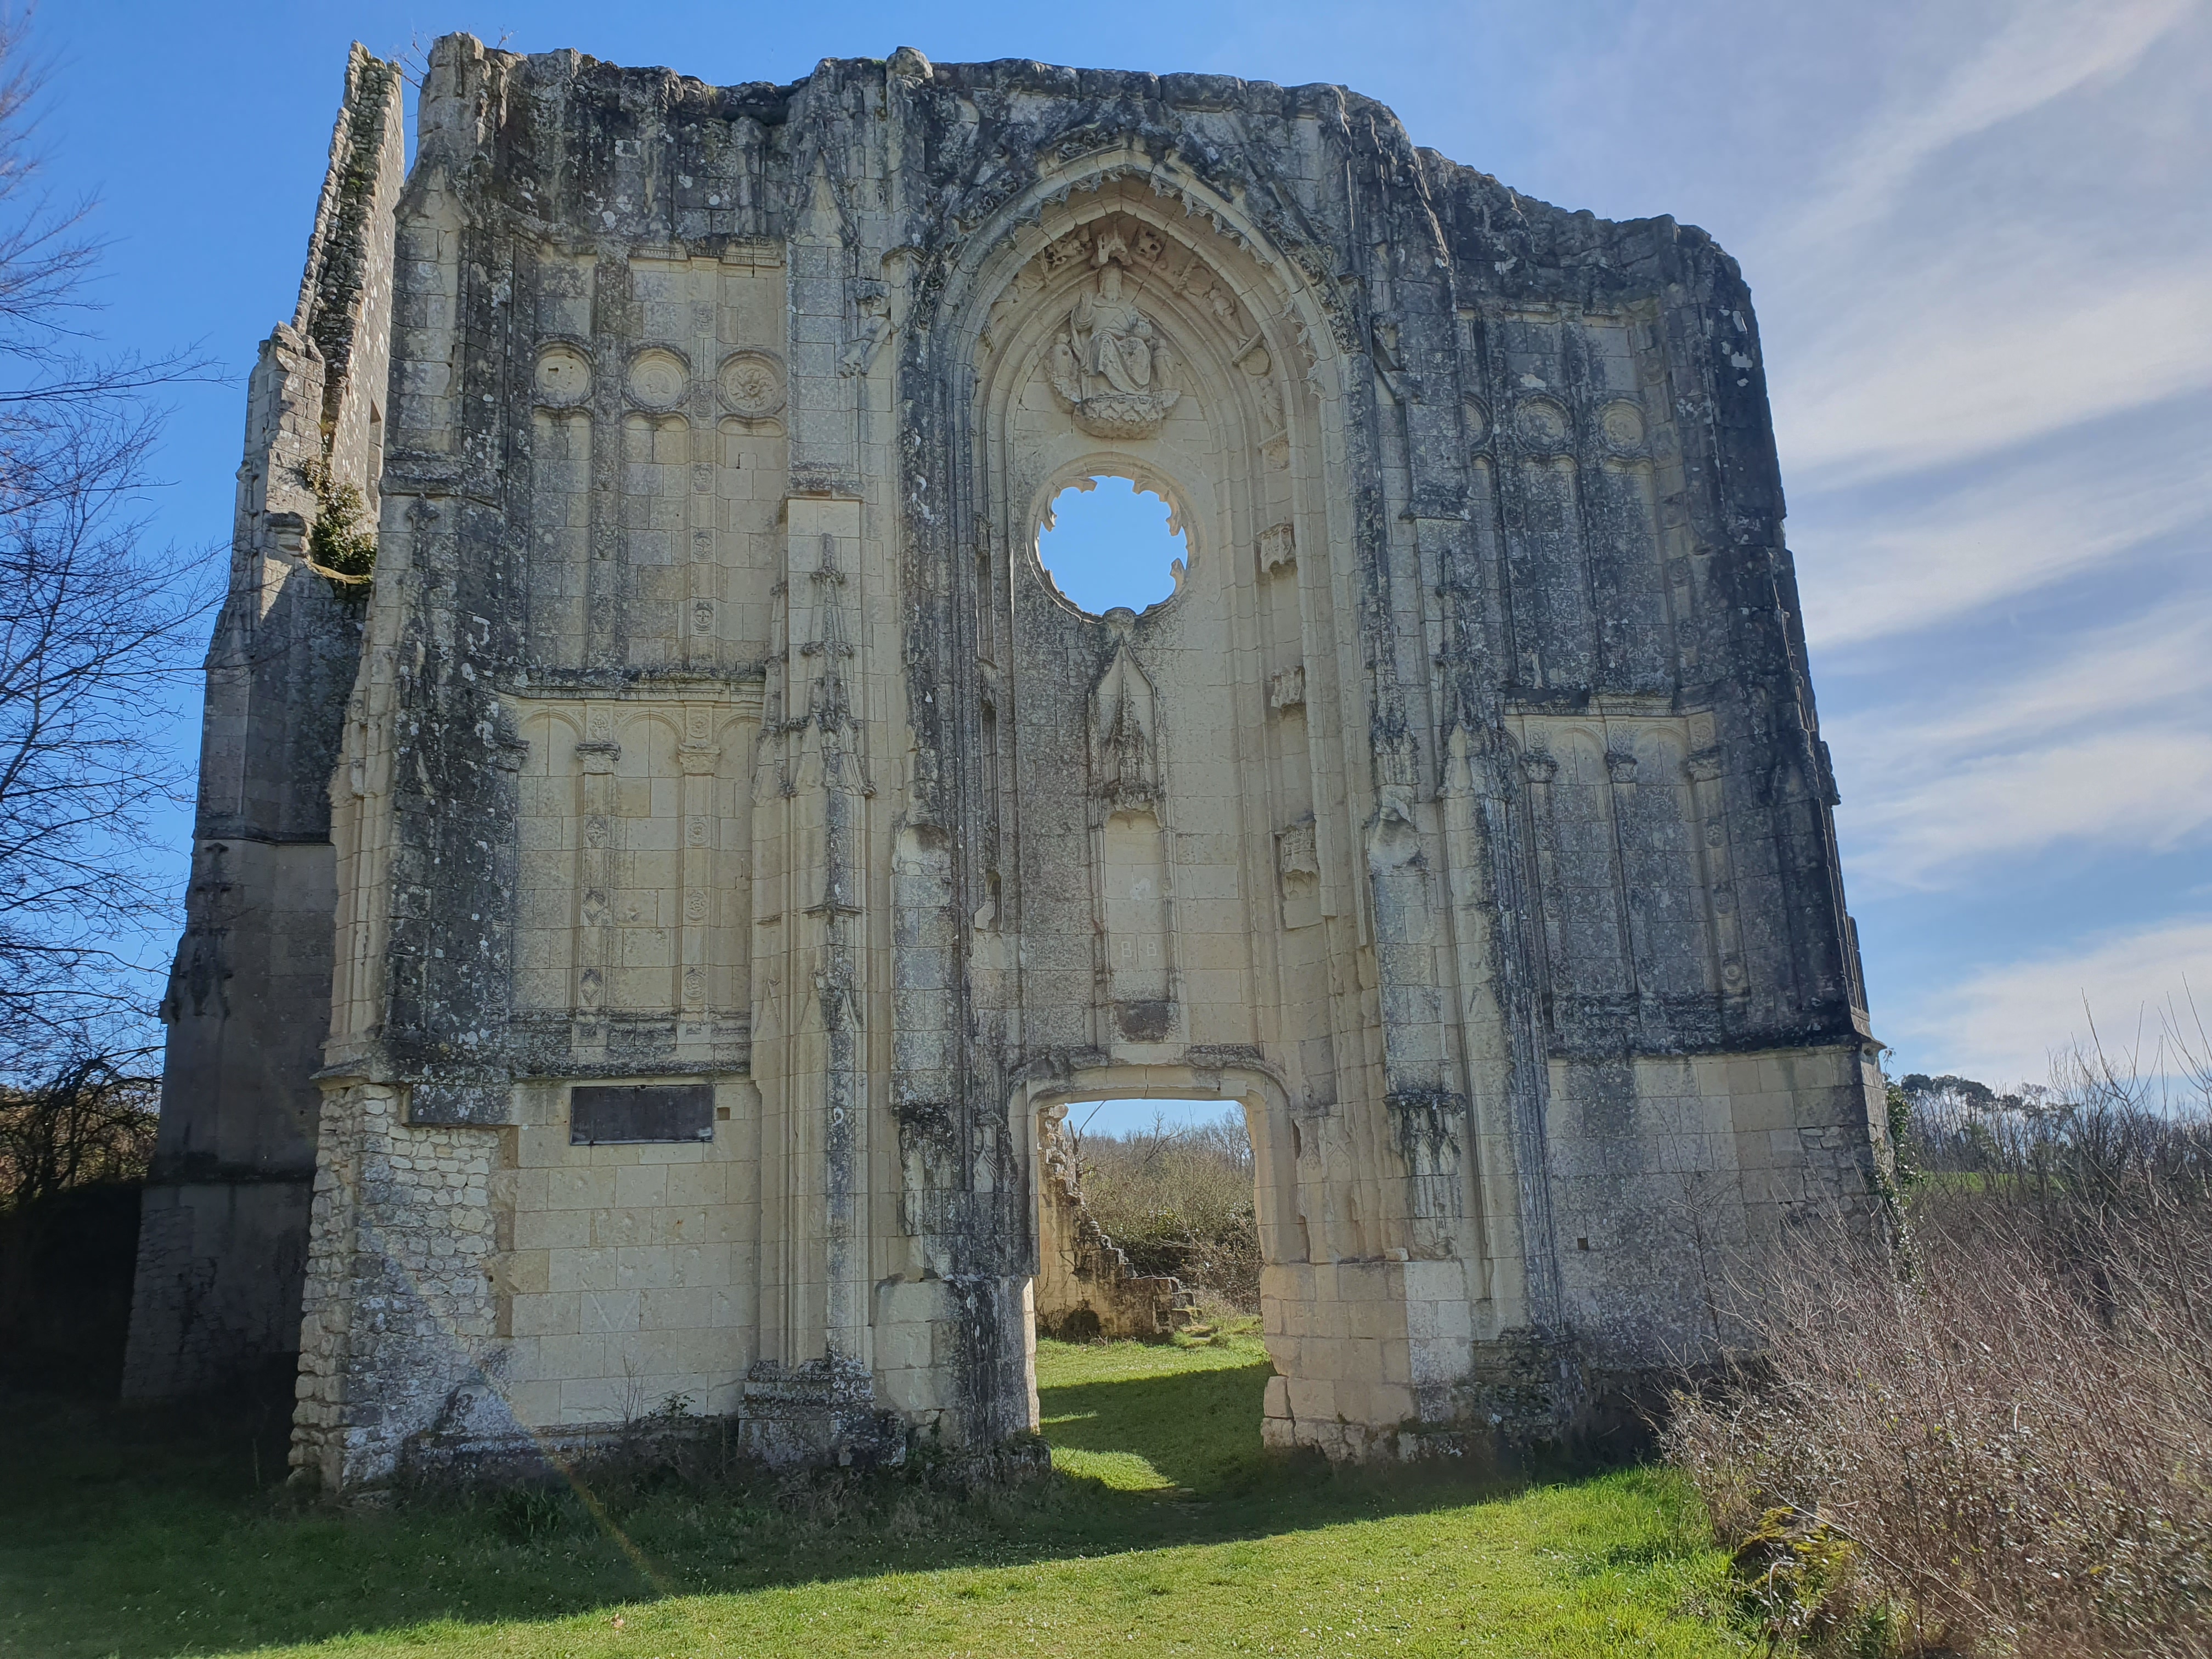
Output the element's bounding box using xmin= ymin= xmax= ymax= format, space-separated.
xmin=951 ymin=175 xmax=1427 ymax=1454
xmin=967 ymin=180 xmax=1341 ymax=1034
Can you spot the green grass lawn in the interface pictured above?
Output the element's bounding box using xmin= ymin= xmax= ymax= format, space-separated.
xmin=0 ymin=1335 xmax=1749 ymax=1657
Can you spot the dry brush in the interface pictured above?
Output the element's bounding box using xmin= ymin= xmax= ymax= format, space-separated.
xmin=1667 ymin=1040 xmax=2212 ymax=1656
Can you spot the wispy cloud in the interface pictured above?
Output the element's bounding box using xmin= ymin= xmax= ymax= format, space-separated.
xmin=1845 ymin=602 xmax=2212 ymax=752
xmin=1781 ymin=0 xmax=2194 ymax=246
xmin=1846 ymin=730 xmax=2212 ymax=891
xmin=1792 ymin=408 xmax=2212 ymax=650
xmin=1889 ymin=914 xmax=2212 ymax=1087
xmin=1748 ymin=1 xmax=2212 ymax=489
xmin=1774 ymin=268 xmax=2212 ymax=488
xmin=1830 ymin=598 xmax=2212 ymax=888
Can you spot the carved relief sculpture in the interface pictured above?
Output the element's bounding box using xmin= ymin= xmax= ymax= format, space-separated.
xmin=1089 ymin=641 xmax=1160 ymax=811
xmin=1047 ymin=232 xmax=1183 ymax=438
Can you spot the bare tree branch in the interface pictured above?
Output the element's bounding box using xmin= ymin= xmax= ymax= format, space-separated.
xmin=0 ymin=9 xmax=216 ymax=1075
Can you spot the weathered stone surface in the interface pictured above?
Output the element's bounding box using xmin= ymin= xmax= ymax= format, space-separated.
xmin=122 ymin=44 xmax=405 ymax=1400
xmin=134 ymin=35 xmax=1886 ymax=1485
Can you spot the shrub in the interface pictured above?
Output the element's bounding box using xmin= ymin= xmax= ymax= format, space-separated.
xmin=1069 ymin=1114 xmax=1261 ymax=1317
xmin=298 ymin=459 xmax=377 ymax=596
xmin=1667 ymin=1041 xmax=2212 ymax=1657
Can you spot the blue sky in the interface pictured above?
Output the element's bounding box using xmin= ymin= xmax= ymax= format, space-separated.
xmin=1038 ymin=479 xmax=1186 ymax=615
xmin=36 ymin=0 xmax=2212 ymax=1097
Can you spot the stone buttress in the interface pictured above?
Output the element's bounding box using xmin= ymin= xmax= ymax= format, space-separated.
xmin=122 ymin=47 xmax=405 ymax=1400
xmin=136 ymin=36 xmax=1886 ymax=1486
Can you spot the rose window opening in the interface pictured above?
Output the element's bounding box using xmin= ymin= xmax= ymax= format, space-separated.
xmin=1035 ymin=475 xmax=1188 ymax=616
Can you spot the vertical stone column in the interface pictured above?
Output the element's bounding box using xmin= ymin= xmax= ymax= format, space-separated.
xmin=676 ymin=705 xmax=721 ymax=1052
xmin=743 ymin=501 xmax=887 ymax=1457
xmin=572 ymin=714 xmax=618 ymax=1055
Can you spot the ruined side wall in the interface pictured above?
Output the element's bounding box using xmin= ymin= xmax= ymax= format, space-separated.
xmin=123 ymin=46 xmax=405 ymax=1400
xmin=1032 ymin=1131 xmax=1195 ymax=1341
xmin=295 ymin=40 xmax=847 ymax=1487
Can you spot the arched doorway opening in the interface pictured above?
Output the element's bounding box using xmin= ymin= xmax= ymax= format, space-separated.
xmin=1020 ymin=1063 xmax=1294 ymax=1380
xmin=1043 ymin=1096 xmax=1258 ymax=1339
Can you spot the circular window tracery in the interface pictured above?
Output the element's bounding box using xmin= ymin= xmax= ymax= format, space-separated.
xmin=1035 ymin=475 xmax=1188 ymax=616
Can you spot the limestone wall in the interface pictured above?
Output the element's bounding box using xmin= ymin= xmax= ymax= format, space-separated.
xmin=291 ymin=1077 xmax=763 ymax=1488
xmin=292 ymin=1084 xmax=500 ymax=1488
xmin=1032 ymin=1130 xmax=1197 ymax=1342
xmin=496 ymin=1079 xmax=763 ymax=1428
xmin=156 ymin=35 xmax=1891 ymax=1487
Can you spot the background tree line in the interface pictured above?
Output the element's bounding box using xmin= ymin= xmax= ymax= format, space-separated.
xmin=1058 ymin=1109 xmax=1262 ymax=1322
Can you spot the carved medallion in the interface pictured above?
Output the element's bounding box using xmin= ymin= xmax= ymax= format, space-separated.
xmin=1463 ymin=395 xmax=1490 ymax=448
xmin=534 ymin=343 xmax=592 ymax=407
xmin=719 ymin=350 xmax=786 ymax=419
xmin=626 ymin=347 xmax=690 ymax=411
xmin=1514 ymin=396 xmax=1571 ymax=450
xmin=1046 ymin=230 xmax=1183 ymax=439
xmin=1599 ymin=399 xmax=1646 ymax=452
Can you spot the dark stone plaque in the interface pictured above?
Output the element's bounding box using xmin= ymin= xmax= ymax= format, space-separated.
xmin=569 ymin=1082 xmax=714 ymax=1146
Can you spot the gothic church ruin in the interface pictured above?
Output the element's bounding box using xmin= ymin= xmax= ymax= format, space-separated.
xmin=126 ymin=37 xmax=1886 ymax=1489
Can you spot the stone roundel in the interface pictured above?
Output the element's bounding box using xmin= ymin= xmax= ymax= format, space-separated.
xmin=1599 ymin=399 xmax=1647 ymax=452
xmin=533 ymin=343 xmax=592 ymax=407
xmin=1463 ymin=395 xmax=1491 ymax=448
xmin=1514 ymin=395 xmax=1571 ymax=450
xmin=719 ymin=350 xmax=786 ymax=419
xmin=626 ymin=347 xmax=691 ymax=411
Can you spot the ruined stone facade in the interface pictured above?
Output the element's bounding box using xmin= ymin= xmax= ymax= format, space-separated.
xmin=130 ymin=37 xmax=1886 ymax=1488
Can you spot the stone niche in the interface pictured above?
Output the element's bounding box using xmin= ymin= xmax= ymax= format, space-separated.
xmin=134 ymin=35 xmax=1887 ymax=1492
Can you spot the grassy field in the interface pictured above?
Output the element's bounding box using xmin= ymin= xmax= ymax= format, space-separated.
xmin=0 ymin=1335 xmax=1750 ymax=1657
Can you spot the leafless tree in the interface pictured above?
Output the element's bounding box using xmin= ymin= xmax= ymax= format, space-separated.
xmin=0 ymin=11 xmax=212 ymax=1070
xmin=0 ymin=1048 xmax=156 ymax=1210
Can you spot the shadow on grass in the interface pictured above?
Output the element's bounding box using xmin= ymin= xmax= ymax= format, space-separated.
xmin=0 ymin=1353 xmax=1531 ymax=1659
xmin=1038 ymin=1352 xmax=1283 ymax=1496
